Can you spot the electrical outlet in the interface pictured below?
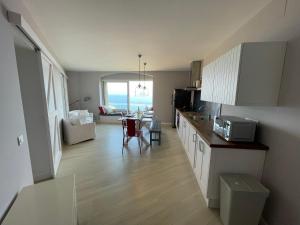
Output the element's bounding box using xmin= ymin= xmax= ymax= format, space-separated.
xmin=17 ymin=135 xmax=24 ymax=146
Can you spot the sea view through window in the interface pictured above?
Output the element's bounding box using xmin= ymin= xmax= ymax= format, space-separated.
xmin=105 ymin=81 xmax=153 ymax=111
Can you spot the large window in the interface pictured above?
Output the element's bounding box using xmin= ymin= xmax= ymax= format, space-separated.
xmin=129 ymin=81 xmax=153 ymax=111
xmin=105 ymin=82 xmax=128 ymax=110
xmin=103 ymin=80 xmax=153 ymax=112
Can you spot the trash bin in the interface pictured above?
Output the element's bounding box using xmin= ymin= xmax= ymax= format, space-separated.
xmin=220 ymin=174 xmax=270 ymax=225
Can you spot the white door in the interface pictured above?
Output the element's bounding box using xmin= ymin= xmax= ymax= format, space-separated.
xmin=180 ymin=117 xmax=186 ymax=144
xmin=199 ymin=138 xmax=211 ymax=196
xmin=184 ymin=121 xmax=189 ymax=152
xmin=62 ymin=76 xmax=69 ymax=117
xmin=41 ymin=54 xmax=62 ymax=175
xmin=179 ymin=115 xmax=183 ymax=140
xmin=188 ymin=126 xmax=197 ymax=166
xmin=53 ymin=68 xmax=65 ymax=122
xmin=194 ymin=134 xmax=204 ymax=186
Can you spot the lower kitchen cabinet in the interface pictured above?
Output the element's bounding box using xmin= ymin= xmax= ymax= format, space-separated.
xmin=196 ymin=134 xmax=211 ymax=199
xmin=178 ymin=115 xmax=189 ymax=153
xmin=183 ymin=119 xmax=189 ymax=153
xmin=187 ymin=125 xmax=197 ymax=167
xmin=177 ymin=113 xmax=266 ymax=208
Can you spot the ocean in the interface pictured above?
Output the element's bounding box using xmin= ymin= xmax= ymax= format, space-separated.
xmin=108 ymin=94 xmax=152 ymax=111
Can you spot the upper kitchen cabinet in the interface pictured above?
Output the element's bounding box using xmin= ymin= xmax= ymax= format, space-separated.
xmin=201 ymin=42 xmax=286 ymax=106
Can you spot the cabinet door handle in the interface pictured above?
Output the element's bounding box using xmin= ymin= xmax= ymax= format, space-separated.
xmin=192 ymin=134 xmax=196 ymax=142
xmin=193 ymin=148 xmax=196 ymax=168
xmin=198 ymin=141 xmax=202 ymax=152
xmin=200 ymin=141 xmax=205 ymax=153
xmin=198 ymin=140 xmax=205 ymax=153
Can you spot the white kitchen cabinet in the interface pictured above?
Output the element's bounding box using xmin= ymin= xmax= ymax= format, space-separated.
xmin=179 ymin=116 xmax=189 ymax=152
xmin=198 ymin=136 xmax=211 ymax=197
xmin=179 ymin=117 xmax=184 ymax=141
xmin=193 ymin=134 xmax=212 ymax=200
xmin=193 ymin=134 xmax=203 ymax=186
xmin=187 ymin=124 xmax=197 ymax=166
xmin=201 ymin=42 xmax=286 ymax=106
xmin=176 ymin=112 xmax=267 ymax=208
xmin=194 ymin=135 xmax=265 ymax=208
xmin=178 ymin=113 xmax=183 ymax=138
xmin=205 ymin=147 xmax=265 ymax=208
xmin=183 ymin=119 xmax=189 ymax=152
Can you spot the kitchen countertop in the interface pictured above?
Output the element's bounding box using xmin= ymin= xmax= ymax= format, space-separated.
xmin=177 ymin=109 xmax=269 ymax=150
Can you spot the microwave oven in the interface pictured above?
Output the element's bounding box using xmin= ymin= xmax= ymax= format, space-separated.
xmin=213 ymin=116 xmax=257 ymax=142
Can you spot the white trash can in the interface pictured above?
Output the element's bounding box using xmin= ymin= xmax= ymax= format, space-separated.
xmin=220 ymin=174 xmax=270 ymax=225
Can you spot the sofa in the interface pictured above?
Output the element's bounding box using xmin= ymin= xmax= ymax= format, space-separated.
xmin=63 ymin=110 xmax=96 ymax=145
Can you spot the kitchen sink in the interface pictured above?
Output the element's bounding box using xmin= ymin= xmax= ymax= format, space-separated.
xmin=186 ymin=112 xmax=210 ymax=122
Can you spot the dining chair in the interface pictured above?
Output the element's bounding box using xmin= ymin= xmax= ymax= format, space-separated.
xmin=122 ymin=119 xmax=143 ymax=155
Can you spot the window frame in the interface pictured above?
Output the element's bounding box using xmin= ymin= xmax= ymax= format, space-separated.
xmin=102 ymin=79 xmax=153 ymax=112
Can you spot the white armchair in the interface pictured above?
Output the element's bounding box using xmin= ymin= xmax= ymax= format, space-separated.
xmin=63 ymin=110 xmax=96 ymax=145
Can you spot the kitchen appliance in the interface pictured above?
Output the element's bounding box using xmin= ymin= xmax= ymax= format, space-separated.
xmin=213 ymin=116 xmax=257 ymax=142
xmin=171 ymin=89 xmax=191 ymax=128
xmin=172 ymin=89 xmax=209 ymax=128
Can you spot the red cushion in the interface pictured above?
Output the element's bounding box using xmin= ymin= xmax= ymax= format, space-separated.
xmin=99 ymin=106 xmax=106 ymax=115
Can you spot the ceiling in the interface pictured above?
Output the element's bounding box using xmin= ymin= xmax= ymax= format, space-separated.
xmin=22 ymin=0 xmax=271 ymax=71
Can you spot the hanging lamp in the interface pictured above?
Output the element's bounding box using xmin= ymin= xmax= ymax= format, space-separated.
xmin=135 ymin=54 xmax=142 ymax=96
xmin=143 ymin=62 xmax=147 ymax=91
xmin=142 ymin=62 xmax=149 ymax=96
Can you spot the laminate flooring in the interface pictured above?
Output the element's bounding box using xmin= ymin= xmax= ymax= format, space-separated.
xmin=58 ymin=124 xmax=222 ymax=225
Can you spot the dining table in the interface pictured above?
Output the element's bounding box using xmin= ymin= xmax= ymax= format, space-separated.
xmin=118 ymin=112 xmax=153 ymax=124
xmin=119 ymin=112 xmax=154 ymax=146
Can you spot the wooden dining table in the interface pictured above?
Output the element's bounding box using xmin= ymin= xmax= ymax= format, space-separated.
xmin=118 ymin=113 xmax=153 ymax=124
xmin=119 ymin=112 xmax=154 ymax=146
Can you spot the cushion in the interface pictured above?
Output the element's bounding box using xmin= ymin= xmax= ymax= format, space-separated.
xmin=103 ymin=105 xmax=116 ymax=114
xmin=99 ymin=106 xmax=106 ymax=115
xmin=68 ymin=110 xmax=92 ymax=125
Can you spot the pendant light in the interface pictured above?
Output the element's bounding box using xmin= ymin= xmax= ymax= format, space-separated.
xmin=143 ymin=62 xmax=147 ymax=91
xmin=142 ymin=62 xmax=149 ymax=96
xmin=135 ymin=54 xmax=142 ymax=96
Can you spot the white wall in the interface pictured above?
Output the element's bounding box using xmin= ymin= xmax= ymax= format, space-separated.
xmin=67 ymin=71 xmax=190 ymax=123
xmin=203 ymin=0 xmax=300 ymax=224
xmin=0 ymin=6 xmax=33 ymax=220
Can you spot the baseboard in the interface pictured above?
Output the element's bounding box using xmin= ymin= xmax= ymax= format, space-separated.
xmin=206 ymin=198 xmax=220 ymax=208
xmin=33 ymin=172 xmax=53 ymax=183
xmin=96 ymin=119 xmax=120 ymax=124
xmin=0 ymin=193 xmax=18 ymax=224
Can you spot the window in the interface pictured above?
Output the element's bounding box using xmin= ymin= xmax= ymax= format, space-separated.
xmin=129 ymin=81 xmax=153 ymax=111
xmin=105 ymin=82 xmax=128 ymax=110
xmin=103 ymin=80 xmax=153 ymax=112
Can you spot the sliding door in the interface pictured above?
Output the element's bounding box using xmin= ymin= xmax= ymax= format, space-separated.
xmin=41 ymin=54 xmax=62 ymax=174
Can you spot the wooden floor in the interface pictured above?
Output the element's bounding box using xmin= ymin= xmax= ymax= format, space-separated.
xmin=58 ymin=124 xmax=222 ymax=225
